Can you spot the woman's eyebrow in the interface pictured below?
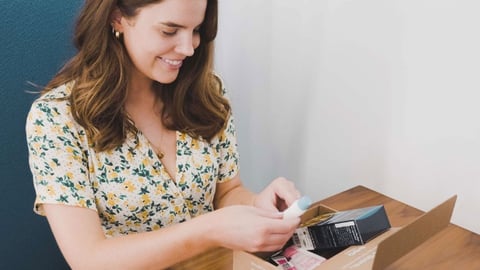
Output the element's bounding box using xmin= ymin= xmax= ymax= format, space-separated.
xmin=159 ymin=21 xmax=202 ymax=29
xmin=160 ymin=21 xmax=185 ymax=28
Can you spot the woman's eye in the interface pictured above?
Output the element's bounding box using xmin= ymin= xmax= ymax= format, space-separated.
xmin=162 ymin=30 xmax=177 ymax=36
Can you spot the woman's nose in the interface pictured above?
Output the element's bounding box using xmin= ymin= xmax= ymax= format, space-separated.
xmin=175 ymin=34 xmax=197 ymax=57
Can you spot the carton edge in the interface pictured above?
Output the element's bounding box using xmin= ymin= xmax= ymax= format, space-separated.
xmin=371 ymin=195 xmax=457 ymax=270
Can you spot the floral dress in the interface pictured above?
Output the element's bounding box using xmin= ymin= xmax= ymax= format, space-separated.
xmin=26 ymin=83 xmax=239 ymax=237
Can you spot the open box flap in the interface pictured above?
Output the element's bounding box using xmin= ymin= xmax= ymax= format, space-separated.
xmin=372 ymin=195 xmax=457 ymax=270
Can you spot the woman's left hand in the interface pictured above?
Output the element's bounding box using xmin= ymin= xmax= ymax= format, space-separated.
xmin=254 ymin=177 xmax=301 ymax=212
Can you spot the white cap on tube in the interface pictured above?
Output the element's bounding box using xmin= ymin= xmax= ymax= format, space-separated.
xmin=282 ymin=196 xmax=312 ymax=219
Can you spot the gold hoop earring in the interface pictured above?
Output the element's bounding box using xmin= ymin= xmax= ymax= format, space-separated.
xmin=112 ymin=26 xmax=121 ymax=39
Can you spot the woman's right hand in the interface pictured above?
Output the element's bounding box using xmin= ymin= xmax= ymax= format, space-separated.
xmin=207 ymin=205 xmax=300 ymax=252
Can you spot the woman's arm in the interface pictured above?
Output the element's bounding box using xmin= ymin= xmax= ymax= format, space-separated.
xmin=44 ymin=199 xmax=299 ymax=269
xmin=213 ymin=174 xmax=257 ymax=208
xmin=43 ymin=204 xmax=216 ymax=270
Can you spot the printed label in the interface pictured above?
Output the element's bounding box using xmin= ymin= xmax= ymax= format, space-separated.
xmin=293 ymin=228 xmax=315 ymax=250
xmin=335 ymin=221 xmax=355 ymax=228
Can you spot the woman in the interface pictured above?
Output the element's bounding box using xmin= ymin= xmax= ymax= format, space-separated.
xmin=26 ymin=0 xmax=301 ymax=269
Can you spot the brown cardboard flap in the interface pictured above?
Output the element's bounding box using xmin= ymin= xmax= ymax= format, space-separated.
xmin=372 ymin=195 xmax=457 ymax=270
xmin=300 ymin=202 xmax=337 ymax=224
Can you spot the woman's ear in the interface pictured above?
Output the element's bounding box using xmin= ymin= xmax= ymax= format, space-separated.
xmin=110 ymin=8 xmax=124 ymax=32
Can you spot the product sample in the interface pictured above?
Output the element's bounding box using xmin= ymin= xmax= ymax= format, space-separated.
xmin=293 ymin=205 xmax=391 ymax=250
xmin=283 ymin=196 xmax=312 ymax=219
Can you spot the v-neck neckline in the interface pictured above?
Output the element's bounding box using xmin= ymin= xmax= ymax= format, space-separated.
xmin=136 ymin=130 xmax=179 ymax=183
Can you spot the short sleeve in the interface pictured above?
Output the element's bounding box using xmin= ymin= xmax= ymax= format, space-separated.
xmin=216 ymin=114 xmax=240 ymax=183
xmin=26 ymin=97 xmax=96 ymax=215
xmin=213 ymin=76 xmax=240 ymax=183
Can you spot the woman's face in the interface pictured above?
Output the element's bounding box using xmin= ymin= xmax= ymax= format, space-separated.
xmin=116 ymin=0 xmax=207 ymax=86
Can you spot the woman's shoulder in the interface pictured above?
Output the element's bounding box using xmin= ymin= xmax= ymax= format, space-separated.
xmin=38 ymin=82 xmax=74 ymax=100
xmin=28 ymin=82 xmax=76 ymax=123
xmin=26 ymin=81 xmax=88 ymax=145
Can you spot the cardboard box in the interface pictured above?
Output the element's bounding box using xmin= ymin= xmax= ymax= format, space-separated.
xmin=233 ymin=195 xmax=457 ymax=270
xmin=293 ymin=205 xmax=391 ymax=250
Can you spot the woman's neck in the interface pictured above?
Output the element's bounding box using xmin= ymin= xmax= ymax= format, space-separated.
xmin=124 ymin=69 xmax=162 ymax=112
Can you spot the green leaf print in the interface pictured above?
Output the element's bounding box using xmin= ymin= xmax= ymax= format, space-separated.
xmin=57 ymin=195 xmax=69 ymax=203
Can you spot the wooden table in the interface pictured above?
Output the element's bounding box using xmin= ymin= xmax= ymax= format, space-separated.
xmin=319 ymin=185 xmax=480 ymax=269
xmin=172 ymin=185 xmax=480 ymax=269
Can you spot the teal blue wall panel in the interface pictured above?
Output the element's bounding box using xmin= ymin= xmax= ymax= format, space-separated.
xmin=0 ymin=2 xmax=82 ymax=269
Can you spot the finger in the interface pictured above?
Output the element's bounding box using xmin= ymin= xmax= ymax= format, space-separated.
xmin=255 ymin=232 xmax=297 ymax=252
xmin=271 ymin=177 xmax=301 ymax=206
xmin=253 ymin=207 xmax=283 ymax=219
xmin=263 ymin=217 xmax=300 ymax=234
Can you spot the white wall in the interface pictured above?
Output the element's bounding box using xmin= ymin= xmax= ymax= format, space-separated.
xmin=215 ymin=0 xmax=480 ymax=234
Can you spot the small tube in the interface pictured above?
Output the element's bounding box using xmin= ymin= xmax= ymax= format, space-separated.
xmin=283 ymin=196 xmax=312 ymax=219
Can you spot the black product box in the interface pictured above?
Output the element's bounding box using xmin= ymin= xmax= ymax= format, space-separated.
xmin=292 ymin=205 xmax=391 ymax=250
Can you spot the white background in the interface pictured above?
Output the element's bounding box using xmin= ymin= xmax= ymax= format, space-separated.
xmin=214 ymin=0 xmax=480 ymax=234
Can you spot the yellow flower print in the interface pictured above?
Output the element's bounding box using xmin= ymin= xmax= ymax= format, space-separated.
xmin=160 ymin=202 xmax=168 ymax=209
xmin=64 ymin=121 xmax=73 ymax=130
xmin=49 ymin=160 xmax=58 ymax=168
xmin=33 ymin=126 xmax=44 ymax=136
xmin=179 ymin=133 xmax=186 ymax=141
xmin=152 ymin=224 xmax=160 ymax=230
xmin=65 ymin=172 xmax=74 ymax=180
xmin=155 ymin=184 xmax=166 ymax=195
xmin=106 ymin=192 xmax=117 ymax=207
xmin=191 ymin=139 xmax=200 ymax=150
xmin=103 ymin=212 xmax=116 ymax=223
xmin=123 ymin=181 xmax=135 ymax=192
xmin=141 ymin=194 xmax=152 ymax=205
xmin=178 ymin=174 xmax=186 ymax=184
xmin=151 ymin=168 xmax=160 ymax=177
xmin=46 ymin=185 xmax=56 ymax=196
xmin=191 ymin=183 xmax=201 ymax=194
xmin=108 ymin=171 xmax=118 ymax=180
xmin=78 ymin=199 xmax=87 ymax=208
xmin=50 ymin=124 xmax=62 ymax=134
xmin=51 ymin=108 xmax=59 ymax=117
xmin=139 ymin=210 xmax=149 ymax=220
xmin=31 ymin=141 xmax=41 ymax=151
xmin=126 ymin=151 xmax=134 ymax=162
xmin=204 ymin=155 xmax=212 ymax=165
xmin=202 ymin=173 xmax=210 ymax=183
xmin=73 ymin=154 xmax=83 ymax=162
xmin=75 ymin=183 xmax=85 ymax=191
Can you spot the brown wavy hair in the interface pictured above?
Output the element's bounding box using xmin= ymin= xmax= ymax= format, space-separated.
xmin=42 ymin=0 xmax=230 ymax=151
